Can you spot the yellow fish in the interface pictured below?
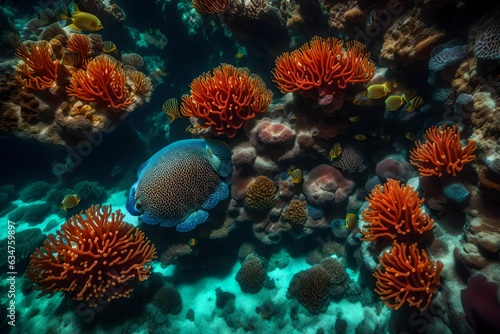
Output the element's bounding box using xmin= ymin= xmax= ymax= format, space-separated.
xmin=349 ymin=116 xmax=361 ymax=123
xmin=354 ymin=134 xmax=366 ymax=141
xmin=103 ymin=41 xmax=117 ymax=53
xmin=404 ymin=96 xmax=424 ymax=112
xmin=287 ymin=166 xmax=303 ymax=184
xmin=363 ymin=81 xmax=396 ymax=99
xmin=60 ymin=194 xmax=80 ymax=211
xmin=401 ymin=89 xmax=417 ymax=102
xmin=345 ymin=213 xmax=358 ymax=230
xmin=163 ymin=98 xmax=181 ymax=123
xmin=235 ymin=53 xmax=244 ymax=59
xmin=385 ymin=95 xmax=405 ymax=112
xmin=188 ymin=238 xmax=197 ymax=246
xmin=405 ymin=131 xmax=416 ymax=141
xmin=57 ymin=2 xmax=103 ymax=32
xmin=329 ymin=143 xmax=342 ymax=160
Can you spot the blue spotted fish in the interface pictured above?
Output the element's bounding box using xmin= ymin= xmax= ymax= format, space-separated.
xmin=126 ymin=139 xmax=232 ymax=232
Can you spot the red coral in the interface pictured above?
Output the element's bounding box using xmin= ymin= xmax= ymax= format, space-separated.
xmin=15 ymin=41 xmax=59 ymax=90
xmin=361 ymin=178 xmax=434 ymax=243
xmin=67 ymin=55 xmax=134 ymax=110
xmin=66 ymin=33 xmax=91 ymax=67
xmin=181 ymin=64 xmax=273 ymax=138
xmin=27 ymin=205 xmax=157 ymax=307
xmin=374 ymin=242 xmax=444 ymax=311
xmin=410 ymin=124 xmax=477 ymax=177
xmin=272 ymin=36 xmax=375 ymax=112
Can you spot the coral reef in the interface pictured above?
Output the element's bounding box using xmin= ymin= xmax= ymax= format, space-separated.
xmin=235 ymin=254 xmax=268 ymax=294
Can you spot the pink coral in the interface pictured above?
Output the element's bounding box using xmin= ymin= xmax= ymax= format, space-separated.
xmin=303 ymin=164 xmax=355 ymax=205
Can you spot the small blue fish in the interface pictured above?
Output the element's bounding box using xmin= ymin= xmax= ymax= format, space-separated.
xmin=127 ymin=139 xmax=232 ymax=232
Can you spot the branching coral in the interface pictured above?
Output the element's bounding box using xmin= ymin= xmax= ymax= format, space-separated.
xmin=374 ymin=242 xmax=444 ymax=311
xmin=409 ymin=124 xmax=477 ymax=177
xmin=361 ymin=179 xmax=434 ymax=243
xmin=272 ymin=36 xmax=375 ymax=112
xmin=66 ymin=33 xmax=91 ymax=65
xmin=244 ymin=175 xmax=278 ymax=210
xmin=181 ymin=63 xmax=272 ymax=138
xmin=67 ymin=55 xmax=134 ymax=110
xmin=15 ymin=41 xmax=59 ymax=90
xmin=192 ymin=0 xmax=231 ymax=14
xmin=27 ymin=205 xmax=157 ymax=307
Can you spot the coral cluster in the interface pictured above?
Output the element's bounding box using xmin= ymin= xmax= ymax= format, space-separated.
xmin=27 ymin=205 xmax=157 ymax=307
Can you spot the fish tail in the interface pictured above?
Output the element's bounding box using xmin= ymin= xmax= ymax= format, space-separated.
xmin=60 ymin=204 xmax=66 ymax=211
xmin=55 ymin=3 xmax=72 ymax=26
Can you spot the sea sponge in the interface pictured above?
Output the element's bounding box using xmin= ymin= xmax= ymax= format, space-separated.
xmin=235 ymin=254 xmax=268 ymax=293
xmin=281 ymin=199 xmax=307 ymax=225
xmin=244 ymin=176 xmax=278 ymax=210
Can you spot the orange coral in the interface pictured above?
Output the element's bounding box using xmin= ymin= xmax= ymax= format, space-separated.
xmin=410 ymin=124 xmax=477 ymax=177
xmin=67 ymin=55 xmax=134 ymax=110
xmin=27 ymin=205 xmax=157 ymax=307
xmin=129 ymin=70 xmax=153 ymax=98
xmin=361 ymin=179 xmax=434 ymax=243
xmin=374 ymin=241 xmax=444 ymax=311
xmin=192 ymin=0 xmax=231 ymax=14
xmin=272 ymin=36 xmax=375 ymax=112
xmin=181 ymin=64 xmax=273 ymax=138
xmin=66 ymin=33 xmax=91 ymax=67
xmin=15 ymin=41 xmax=59 ymax=90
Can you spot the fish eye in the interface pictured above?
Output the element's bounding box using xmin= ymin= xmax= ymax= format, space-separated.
xmin=136 ymin=203 xmax=142 ymax=210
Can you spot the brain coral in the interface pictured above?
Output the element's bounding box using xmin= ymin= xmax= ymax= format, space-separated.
xmin=244 ymin=175 xmax=278 ymax=210
xmin=287 ymin=265 xmax=332 ymax=314
xmin=235 ymin=254 xmax=268 ymax=293
xmin=127 ymin=139 xmax=232 ymax=232
xmin=281 ymin=199 xmax=308 ymax=225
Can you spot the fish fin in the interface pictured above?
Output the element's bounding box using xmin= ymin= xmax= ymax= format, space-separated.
xmin=141 ymin=211 xmax=170 ymax=226
xmin=175 ymin=210 xmax=209 ymax=232
xmin=72 ymin=2 xmax=79 ymax=14
xmin=206 ymin=139 xmax=232 ymax=177
xmin=201 ymin=182 xmax=229 ymax=210
xmin=69 ymin=23 xmax=83 ymax=31
xmin=125 ymin=184 xmax=142 ymax=216
xmin=136 ymin=160 xmax=149 ymax=178
xmin=60 ymin=204 xmax=66 ymax=211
